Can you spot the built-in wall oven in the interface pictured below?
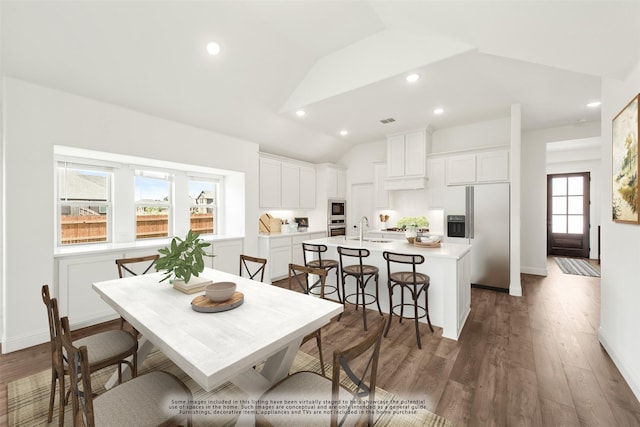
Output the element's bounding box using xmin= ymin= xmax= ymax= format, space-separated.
xmin=328 ymin=199 xmax=346 ymax=236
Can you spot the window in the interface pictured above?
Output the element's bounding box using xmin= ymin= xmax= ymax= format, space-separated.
xmin=189 ymin=178 xmax=218 ymax=234
xmin=551 ymin=176 xmax=584 ymax=234
xmin=55 ymin=146 xmax=232 ymax=248
xmin=57 ymin=163 xmax=112 ymax=245
xmin=135 ymin=170 xmax=172 ymax=240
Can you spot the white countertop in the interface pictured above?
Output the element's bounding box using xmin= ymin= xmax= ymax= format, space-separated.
xmin=54 ymin=234 xmax=244 ymax=258
xmin=305 ymin=236 xmax=471 ymax=260
xmin=258 ymin=229 xmax=326 ymax=239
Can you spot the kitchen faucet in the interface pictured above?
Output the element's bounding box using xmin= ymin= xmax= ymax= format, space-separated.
xmin=358 ymin=216 xmax=369 ymax=242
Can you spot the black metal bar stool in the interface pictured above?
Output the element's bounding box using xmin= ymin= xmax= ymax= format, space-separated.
xmin=302 ymin=243 xmax=341 ymax=303
xmin=382 ymin=251 xmax=434 ymax=349
xmin=337 ymin=246 xmax=382 ymax=331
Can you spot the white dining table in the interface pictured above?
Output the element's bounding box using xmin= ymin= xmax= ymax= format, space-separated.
xmin=92 ymin=267 xmax=343 ymax=396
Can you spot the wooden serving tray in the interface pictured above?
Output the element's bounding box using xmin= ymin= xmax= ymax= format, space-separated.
xmin=191 ymin=292 xmax=244 ymax=313
xmin=414 ymin=241 xmax=442 ymax=248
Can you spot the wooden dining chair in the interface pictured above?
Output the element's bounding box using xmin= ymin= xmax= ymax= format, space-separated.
xmin=115 ymin=254 xmax=159 ymax=278
xmin=114 ymin=254 xmax=159 ymax=330
xmin=256 ymin=316 xmax=386 ymax=427
xmin=60 ymin=316 xmax=193 ymax=427
xmin=239 ymin=254 xmax=267 ymax=282
xmin=41 ymin=285 xmax=138 ymax=426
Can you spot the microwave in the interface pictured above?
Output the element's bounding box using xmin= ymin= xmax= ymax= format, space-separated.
xmin=328 ymin=199 xmax=346 ymax=220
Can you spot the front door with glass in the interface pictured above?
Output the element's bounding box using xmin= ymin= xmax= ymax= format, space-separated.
xmin=547 ymin=172 xmax=590 ymax=257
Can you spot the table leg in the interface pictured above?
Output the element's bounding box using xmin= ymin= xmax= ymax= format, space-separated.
xmin=104 ymin=336 xmax=154 ymax=389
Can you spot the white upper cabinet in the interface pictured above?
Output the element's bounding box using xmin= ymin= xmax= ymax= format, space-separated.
xmin=259 ymin=157 xmax=282 ymax=208
xmin=374 ymin=162 xmax=391 ymax=208
xmin=446 ymin=154 xmax=477 ymax=185
xmin=426 ymin=157 xmax=445 ymax=208
xmin=445 ymin=149 xmax=509 ymax=186
xmin=281 ymin=163 xmax=300 ymax=208
xmin=476 ymin=150 xmax=509 ymax=183
xmin=386 ymin=134 xmax=406 ymax=178
xmin=385 ymin=129 xmax=428 ymax=190
xmin=404 ymin=131 xmax=427 ymax=176
xmin=259 ymin=154 xmax=316 ymax=209
xmin=299 ymin=166 xmax=316 ymax=209
xmin=324 ymin=166 xmax=346 ymax=199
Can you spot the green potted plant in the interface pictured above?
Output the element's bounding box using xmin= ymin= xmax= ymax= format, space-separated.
xmin=396 ymin=216 xmax=430 ymax=230
xmin=156 ymin=229 xmax=214 ymax=284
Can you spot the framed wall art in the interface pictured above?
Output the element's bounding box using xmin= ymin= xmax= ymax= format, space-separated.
xmin=612 ymin=93 xmax=639 ymax=223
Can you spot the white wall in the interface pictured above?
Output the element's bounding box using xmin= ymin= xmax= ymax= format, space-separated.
xmin=1 ymin=78 xmax=260 ymax=352
xmin=432 ymin=117 xmax=510 ymax=153
xmin=520 ymin=121 xmax=600 ymax=275
xmin=599 ymin=60 xmax=640 ymax=400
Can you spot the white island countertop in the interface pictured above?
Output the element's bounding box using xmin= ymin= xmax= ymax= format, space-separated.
xmin=307 ymin=236 xmax=471 ymax=260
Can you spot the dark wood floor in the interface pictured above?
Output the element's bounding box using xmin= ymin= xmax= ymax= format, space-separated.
xmin=2 ymin=258 xmax=639 ymax=426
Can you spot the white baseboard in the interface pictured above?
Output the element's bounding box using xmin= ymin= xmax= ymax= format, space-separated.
xmin=598 ymin=328 xmax=640 ymax=403
xmin=521 ymin=266 xmax=548 ymax=276
xmin=1 ymin=330 xmax=49 ymax=354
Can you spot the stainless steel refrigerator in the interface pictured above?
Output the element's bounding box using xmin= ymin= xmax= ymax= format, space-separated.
xmin=444 ymin=183 xmax=510 ymax=291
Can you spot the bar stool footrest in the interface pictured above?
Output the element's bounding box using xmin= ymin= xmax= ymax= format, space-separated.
xmin=344 ymin=292 xmax=378 ymax=307
xmin=391 ymin=303 xmax=427 ymax=321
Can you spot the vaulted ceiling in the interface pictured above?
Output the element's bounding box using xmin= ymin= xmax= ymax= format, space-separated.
xmin=2 ymin=1 xmax=639 ymax=163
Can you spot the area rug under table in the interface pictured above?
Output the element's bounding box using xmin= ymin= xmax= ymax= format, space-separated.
xmin=8 ymin=349 xmax=451 ymax=427
xmin=554 ymin=257 xmax=601 ymax=277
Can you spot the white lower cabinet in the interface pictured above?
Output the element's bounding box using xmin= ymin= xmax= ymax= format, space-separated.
xmin=259 ymin=232 xmax=326 ymax=282
xmin=58 ymin=254 xmax=122 ymax=328
xmin=212 ymin=239 xmax=244 ymax=275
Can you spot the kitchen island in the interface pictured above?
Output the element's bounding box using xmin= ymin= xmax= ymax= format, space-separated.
xmin=303 ymin=236 xmax=471 ymax=340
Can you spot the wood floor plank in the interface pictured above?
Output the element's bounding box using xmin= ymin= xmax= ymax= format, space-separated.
xmin=538 ymin=397 xmax=580 ymax=427
xmin=564 ymin=364 xmax=619 ymax=426
xmin=436 ymin=380 xmax=474 ymax=426
xmin=530 ymin=328 xmax=575 ymax=408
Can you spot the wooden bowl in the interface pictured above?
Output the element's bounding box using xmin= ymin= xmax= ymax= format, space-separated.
xmin=205 ymin=282 xmax=236 ymax=302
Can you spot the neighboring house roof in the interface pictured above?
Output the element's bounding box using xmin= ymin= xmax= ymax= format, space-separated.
xmin=58 ymin=169 xmax=107 ymax=201
xmin=196 ymin=191 xmax=215 ymax=204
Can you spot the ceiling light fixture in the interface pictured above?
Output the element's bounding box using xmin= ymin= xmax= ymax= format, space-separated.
xmin=587 ymin=101 xmax=601 ymax=108
xmin=340 ymin=130 xmax=349 ymax=136
xmin=406 ymin=73 xmax=420 ymax=83
xmin=295 ymin=109 xmax=306 ymax=117
xmin=433 ymin=107 xmax=444 ymax=115
xmin=206 ymin=41 xmax=221 ymax=56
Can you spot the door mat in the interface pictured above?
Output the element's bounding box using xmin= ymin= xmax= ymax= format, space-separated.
xmin=554 ymin=257 xmax=601 ymax=277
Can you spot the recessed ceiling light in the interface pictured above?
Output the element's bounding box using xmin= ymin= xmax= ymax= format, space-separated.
xmin=406 ymin=73 xmax=420 ymax=83
xmin=295 ymin=109 xmax=306 ymax=117
xmin=339 ymin=130 xmax=349 ymax=136
xmin=433 ymin=107 xmax=444 ymax=115
xmin=587 ymin=101 xmax=601 ymax=108
xmin=206 ymin=41 xmax=221 ymax=56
